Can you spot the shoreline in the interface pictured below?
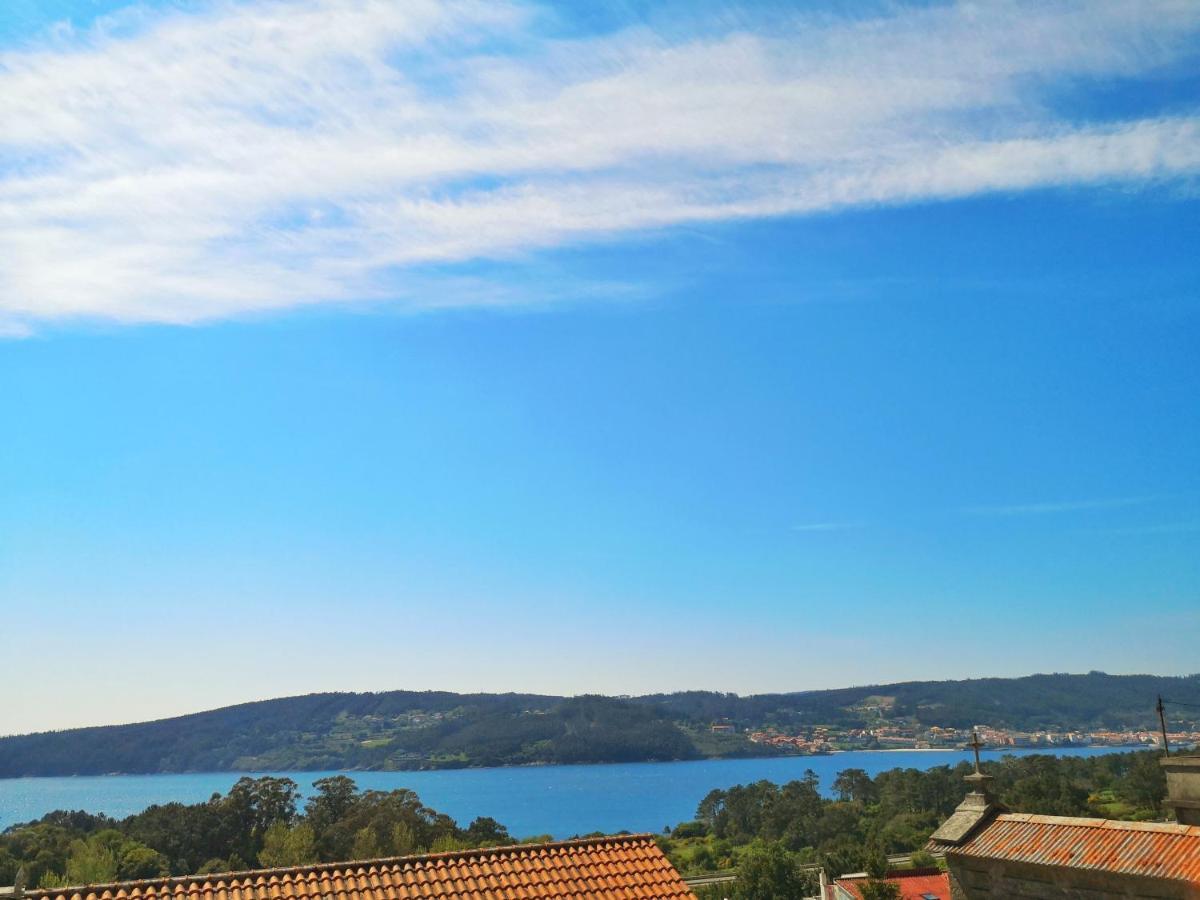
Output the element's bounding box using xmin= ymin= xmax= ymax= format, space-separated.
xmin=0 ymin=743 xmax=1160 ymax=781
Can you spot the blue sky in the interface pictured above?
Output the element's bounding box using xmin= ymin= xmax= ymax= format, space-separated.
xmin=1 ymin=0 xmax=1198 ymax=734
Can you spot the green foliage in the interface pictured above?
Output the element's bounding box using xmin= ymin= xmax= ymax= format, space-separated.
xmin=1116 ymin=750 xmax=1166 ymax=814
xmin=863 ymin=844 xmax=888 ymax=880
xmin=27 ymin=829 xmax=169 ymax=888
xmin=860 ymin=880 xmax=901 ymax=900
xmin=63 ymin=837 xmax=118 ymax=886
xmin=428 ymin=835 xmax=467 ymax=853
xmin=670 ymin=821 xmax=708 ymax=840
xmin=349 ymin=827 xmax=380 ymax=861
xmin=389 ymin=822 xmax=416 ymax=856
xmin=461 ymin=817 xmax=510 ymax=848
xmin=38 ymin=870 xmax=71 ymax=889
xmin=664 ymin=749 xmax=1171 ymax=885
xmin=222 ymin=777 xmax=301 ymax=865
xmin=1 ymin=748 xmax=1176 ymax=892
xmin=0 ymin=694 xmax=698 ymax=776
xmin=258 ymin=823 xmax=317 ymax=868
xmin=833 ymin=768 xmax=877 ymax=804
xmin=116 ymin=842 xmax=170 ymax=879
xmin=1 ymin=823 xmax=77 ymax=887
xmin=1 ymin=776 xmax=518 ymax=883
xmin=732 ymin=843 xmax=815 ymax=899
xmin=908 ymin=849 xmax=936 ymax=869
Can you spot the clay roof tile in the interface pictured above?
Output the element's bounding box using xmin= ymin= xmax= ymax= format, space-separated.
xmin=20 ymin=835 xmax=690 ymax=900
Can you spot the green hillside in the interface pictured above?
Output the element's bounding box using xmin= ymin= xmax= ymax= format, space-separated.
xmin=1 ymin=672 xmax=1195 ymax=777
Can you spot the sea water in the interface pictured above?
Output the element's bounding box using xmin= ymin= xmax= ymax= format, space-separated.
xmin=0 ymin=746 xmax=1135 ymax=838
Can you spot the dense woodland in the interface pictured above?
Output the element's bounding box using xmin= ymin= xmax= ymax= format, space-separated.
xmin=0 ymin=751 xmax=1170 ymax=898
xmin=1 ymin=673 xmax=1195 ymax=776
xmin=0 ymin=776 xmax=520 ymax=889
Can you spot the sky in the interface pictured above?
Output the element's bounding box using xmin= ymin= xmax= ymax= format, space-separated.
xmin=1 ymin=0 xmax=1198 ymax=735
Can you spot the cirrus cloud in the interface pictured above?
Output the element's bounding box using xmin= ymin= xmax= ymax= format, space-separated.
xmin=1 ymin=0 xmax=1198 ymax=331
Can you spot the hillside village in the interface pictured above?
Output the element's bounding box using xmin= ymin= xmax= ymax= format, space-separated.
xmin=738 ymin=693 xmax=1200 ymax=755
xmin=744 ymin=722 xmax=1200 ymax=754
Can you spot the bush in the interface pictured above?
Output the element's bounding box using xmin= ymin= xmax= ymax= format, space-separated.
xmin=672 ymin=821 xmax=709 ymax=839
xmin=908 ymin=849 xmax=936 ymax=869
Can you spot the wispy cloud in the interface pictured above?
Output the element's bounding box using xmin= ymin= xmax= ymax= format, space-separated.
xmin=792 ymin=522 xmax=862 ymax=533
xmin=965 ymin=496 xmax=1155 ymax=516
xmin=1 ymin=0 xmax=1199 ymax=331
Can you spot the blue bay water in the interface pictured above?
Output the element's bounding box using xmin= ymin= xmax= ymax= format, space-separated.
xmin=0 ymin=747 xmax=1134 ymax=838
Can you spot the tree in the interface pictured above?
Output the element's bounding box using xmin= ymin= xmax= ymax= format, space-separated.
xmin=63 ymin=836 xmax=118 ymax=886
xmin=305 ymin=777 xmax=359 ymax=835
xmin=833 ymin=769 xmax=877 ymax=804
xmin=1117 ymin=751 xmax=1166 ymax=814
xmin=122 ymin=800 xmax=229 ymax=875
xmin=221 ymin=777 xmax=301 ymax=866
xmin=860 ymin=880 xmax=901 ymax=900
xmin=908 ymin=849 xmax=937 ymax=869
xmin=462 ymin=817 xmax=510 ymax=848
xmin=733 ymin=844 xmax=813 ymax=900
xmin=390 ymin=822 xmax=416 ymax=856
xmin=350 ymin=827 xmax=381 ymax=861
xmin=116 ymin=844 xmax=169 ymax=879
xmin=864 ymin=844 xmax=889 ymax=880
xmin=258 ymin=823 xmax=317 ymax=868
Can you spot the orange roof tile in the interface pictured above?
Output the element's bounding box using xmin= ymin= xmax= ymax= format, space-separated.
xmin=832 ymin=869 xmax=949 ymax=900
xmin=25 ymin=835 xmax=694 ymax=900
xmin=949 ymin=813 xmax=1200 ymax=884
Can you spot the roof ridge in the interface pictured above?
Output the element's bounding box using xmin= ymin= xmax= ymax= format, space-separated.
xmin=998 ymin=812 xmax=1200 ymax=835
xmin=23 ymin=834 xmax=658 ymax=897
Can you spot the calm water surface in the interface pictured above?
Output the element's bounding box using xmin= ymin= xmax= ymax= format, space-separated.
xmin=0 ymin=747 xmax=1134 ymax=837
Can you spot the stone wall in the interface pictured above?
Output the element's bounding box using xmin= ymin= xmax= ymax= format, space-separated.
xmin=1162 ymin=755 xmax=1200 ymax=826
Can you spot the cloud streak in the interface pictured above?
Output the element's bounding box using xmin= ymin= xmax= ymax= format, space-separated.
xmin=965 ymin=496 xmax=1155 ymax=516
xmin=792 ymin=522 xmax=861 ymax=533
xmin=1 ymin=0 xmax=1199 ymax=330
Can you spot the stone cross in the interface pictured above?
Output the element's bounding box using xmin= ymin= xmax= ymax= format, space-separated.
xmin=970 ymin=729 xmax=984 ymax=774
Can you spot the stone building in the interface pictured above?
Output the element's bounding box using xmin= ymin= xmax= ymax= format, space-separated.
xmin=927 ymin=746 xmax=1200 ymax=899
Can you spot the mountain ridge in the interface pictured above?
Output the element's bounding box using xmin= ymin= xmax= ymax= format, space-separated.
xmin=2 ymin=672 xmax=1197 ymax=778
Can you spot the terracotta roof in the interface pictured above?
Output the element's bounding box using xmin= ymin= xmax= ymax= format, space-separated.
xmin=831 ymin=869 xmax=949 ymax=900
xmin=25 ymin=835 xmax=695 ymax=900
xmin=949 ymin=813 xmax=1200 ymax=885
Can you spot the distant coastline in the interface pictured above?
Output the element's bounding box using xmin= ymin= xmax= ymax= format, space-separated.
xmin=1 ymin=672 xmax=1195 ymax=780
xmin=0 ymin=740 xmax=1178 ymax=782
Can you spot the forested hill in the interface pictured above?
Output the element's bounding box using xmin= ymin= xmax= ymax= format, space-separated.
xmin=640 ymin=671 xmax=1200 ymax=732
xmin=1 ymin=672 xmax=1196 ymax=777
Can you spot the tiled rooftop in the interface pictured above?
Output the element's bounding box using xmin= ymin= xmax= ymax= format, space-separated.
xmin=25 ymin=835 xmax=695 ymax=900
xmin=950 ymin=813 xmax=1200 ymax=885
xmin=831 ymin=869 xmax=949 ymax=900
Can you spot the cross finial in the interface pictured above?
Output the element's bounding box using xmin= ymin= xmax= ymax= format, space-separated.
xmin=969 ymin=729 xmax=984 ymax=774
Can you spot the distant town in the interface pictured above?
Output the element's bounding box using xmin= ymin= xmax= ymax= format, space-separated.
xmin=738 ymin=722 xmax=1200 ymax=754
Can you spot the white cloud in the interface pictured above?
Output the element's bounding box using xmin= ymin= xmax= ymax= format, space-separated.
xmin=1 ymin=0 xmax=1198 ymax=329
